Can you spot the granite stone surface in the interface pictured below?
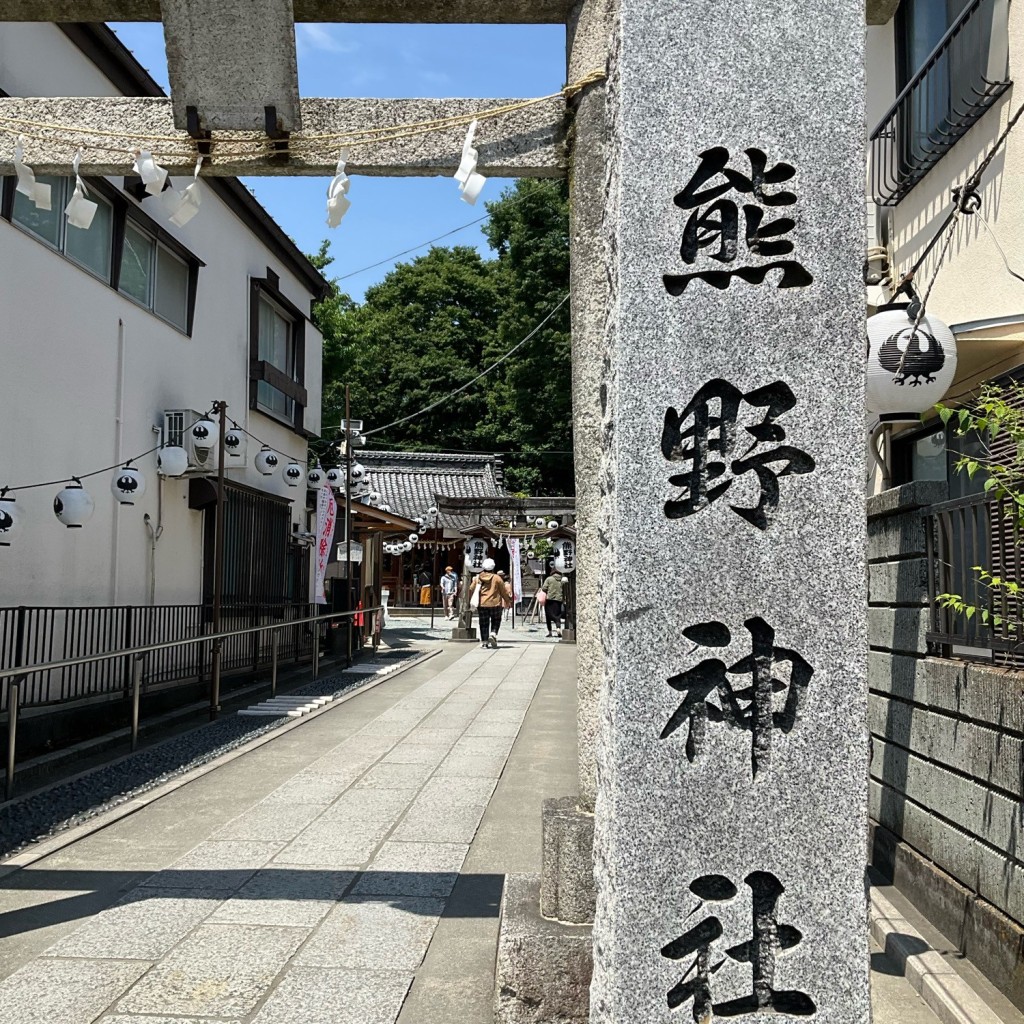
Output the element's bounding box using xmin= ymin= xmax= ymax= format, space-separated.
xmin=591 ymin=0 xmax=870 ymax=1020
xmin=249 ymin=967 xmax=412 ymax=1024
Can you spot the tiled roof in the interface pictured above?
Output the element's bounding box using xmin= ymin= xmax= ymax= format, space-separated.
xmin=358 ymin=451 xmax=507 ymax=532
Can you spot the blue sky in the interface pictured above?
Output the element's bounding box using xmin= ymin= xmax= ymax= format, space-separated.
xmin=110 ymin=22 xmax=565 ymax=299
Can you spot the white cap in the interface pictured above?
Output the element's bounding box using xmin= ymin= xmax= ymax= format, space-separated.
xmin=482 ymin=557 xmax=496 ymax=571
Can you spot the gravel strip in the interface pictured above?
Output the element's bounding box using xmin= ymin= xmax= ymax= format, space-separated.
xmin=0 ymin=651 xmax=422 ymax=860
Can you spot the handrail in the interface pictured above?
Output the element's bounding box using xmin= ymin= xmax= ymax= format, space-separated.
xmin=0 ymin=605 xmax=382 ymax=684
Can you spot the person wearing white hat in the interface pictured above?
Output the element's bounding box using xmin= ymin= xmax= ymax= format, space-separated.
xmin=470 ymin=557 xmax=512 ymax=648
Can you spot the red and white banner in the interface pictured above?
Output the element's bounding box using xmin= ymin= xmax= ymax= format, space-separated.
xmin=315 ymin=484 xmax=337 ymax=605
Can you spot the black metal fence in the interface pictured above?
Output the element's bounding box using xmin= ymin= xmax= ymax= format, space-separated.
xmin=925 ymin=492 xmax=1024 ymax=665
xmin=869 ymin=0 xmax=1010 ymax=206
xmin=0 ymin=602 xmax=319 ymax=710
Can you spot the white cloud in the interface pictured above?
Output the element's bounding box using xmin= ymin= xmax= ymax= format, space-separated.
xmin=296 ymin=24 xmax=357 ymax=54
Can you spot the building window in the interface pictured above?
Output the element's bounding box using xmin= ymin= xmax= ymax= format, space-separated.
xmin=3 ymin=174 xmax=200 ymax=334
xmin=257 ymin=296 xmax=296 ymax=419
xmin=249 ymin=270 xmax=307 ymax=433
xmin=12 ymin=175 xmax=114 ymax=280
xmin=869 ymin=0 xmax=1010 ymax=205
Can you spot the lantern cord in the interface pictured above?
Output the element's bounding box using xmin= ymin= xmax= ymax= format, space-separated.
xmin=362 ymin=292 xmax=570 ymax=438
xmin=1 ymin=414 xmax=211 ymax=494
xmin=973 ymin=211 xmax=1024 ymax=286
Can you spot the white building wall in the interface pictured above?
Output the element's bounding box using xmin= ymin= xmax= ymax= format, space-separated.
xmin=0 ymin=23 xmax=323 ymax=608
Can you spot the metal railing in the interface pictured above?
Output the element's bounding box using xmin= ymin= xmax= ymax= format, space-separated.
xmin=0 ymin=604 xmax=383 ymax=801
xmin=924 ymin=492 xmax=1024 ymax=663
xmin=869 ymin=0 xmax=1010 ymax=206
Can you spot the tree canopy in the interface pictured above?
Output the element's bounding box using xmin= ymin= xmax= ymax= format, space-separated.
xmin=311 ymin=179 xmax=573 ymax=494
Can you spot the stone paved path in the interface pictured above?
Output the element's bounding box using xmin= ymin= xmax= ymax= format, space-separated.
xmin=0 ymin=642 xmax=553 ymax=1024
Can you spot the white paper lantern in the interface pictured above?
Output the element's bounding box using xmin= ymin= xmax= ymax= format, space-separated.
xmin=326 ymin=467 xmax=343 ymax=487
xmin=157 ymin=446 xmax=189 ymax=477
xmin=534 ymin=517 xmax=546 ymax=528
xmin=283 ymin=463 xmax=304 ymax=487
xmin=190 ymin=419 xmax=218 ymax=451
xmin=547 ymin=519 xmax=559 ymax=530
xmin=366 ymin=492 xmax=382 ymax=505
xmin=111 ymin=465 xmax=146 ymax=505
xmin=464 ymin=537 xmax=488 ymax=572
xmin=307 ymin=468 xmax=324 ymax=489
xmin=867 ymin=304 xmax=958 ymax=423
xmin=54 ymin=481 xmax=94 ymax=528
xmin=0 ymin=497 xmax=19 ymax=546
xmin=402 ymin=541 xmax=413 ymax=552
xmin=409 ymin=533 xmax=419 ymax=544
xmin=255 ymin=447 xmax=279 ymax=476
xmin=224 ymin=428 xmax=244 ymax=457
xmin=350 ymin=463 xmax=366 ymax=481
xmin=379 ymin=503 xmax=392 ymax=513
xmin=428 ymin=505 xmax=438 ymax=516
xmin=553 ymin=538 xmax=576 ymax=574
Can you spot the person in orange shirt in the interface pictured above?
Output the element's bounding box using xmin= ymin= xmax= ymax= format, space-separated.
xmin=470 ymin=558 xmax=513 ymax=649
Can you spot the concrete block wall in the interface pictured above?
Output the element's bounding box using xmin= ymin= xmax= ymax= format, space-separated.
xmin=868 ymin=482 xmax=1024 ymax=1001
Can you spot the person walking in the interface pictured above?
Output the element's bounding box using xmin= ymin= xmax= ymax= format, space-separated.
xmin=470 ymin=558 xmax=512 ymax=649
xmin=440 ymin=565 xmax=458 ymax=620
xmin=541 ymin=567 xmax=565 ymax=637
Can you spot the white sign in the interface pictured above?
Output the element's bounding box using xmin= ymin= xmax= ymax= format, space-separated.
xmin=508 ymin=537 xmax=523 ymax=602
xmin=315 ymin=484 xmax=337 ymax=604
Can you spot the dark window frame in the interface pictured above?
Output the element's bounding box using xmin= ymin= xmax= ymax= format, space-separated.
xmin=249 ymin=268 xmax=308 ymax=436
xmin=1 ymin=173 xmax=203 ymax=337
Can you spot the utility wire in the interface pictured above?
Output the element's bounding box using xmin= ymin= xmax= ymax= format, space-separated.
xmin=361 ymin=292 xmax=570 ymax=438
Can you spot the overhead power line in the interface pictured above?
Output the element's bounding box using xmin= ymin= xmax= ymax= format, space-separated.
xmin=362 ymin=292 xmax=571 ymax=438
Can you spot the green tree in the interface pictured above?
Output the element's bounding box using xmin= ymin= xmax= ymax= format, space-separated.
xmin=482 ymin=179 xmax=572 ymax=494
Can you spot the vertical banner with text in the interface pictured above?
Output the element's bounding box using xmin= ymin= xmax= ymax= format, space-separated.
xmin=508 ymin=537 xmax=523 ymax=603
xmin=315 ymin=484 xmax=337 ymax=605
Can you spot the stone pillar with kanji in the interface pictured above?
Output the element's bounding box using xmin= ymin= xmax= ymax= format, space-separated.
xmin=591 ymin=0 xmax=870 ymax=1020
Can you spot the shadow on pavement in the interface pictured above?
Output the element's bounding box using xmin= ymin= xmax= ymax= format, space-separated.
xmin=0 ymin=868 xmax=506 ymax=938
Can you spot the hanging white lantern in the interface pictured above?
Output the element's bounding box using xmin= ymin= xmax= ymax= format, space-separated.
xmin=54 ymin=480 xmax=94 ymax=528
xmin=428 ymin=505 xmax=438 ymax=516
xmin=326 ymin=467 xmax=343 ymax=487
xmin=111 ymin=465 xmax=146 ymax=506
xmin=224 ymin=428 xmax=244 ymax=458
xmin=547 ymin=519 xmax=559 ymax=530
xmin=283 ymin=463 xmax=304 ymax=487
xmin=191 ymin=419 xmax=218 ymax=451
xmin=255 ymin=447 xmax=279 ymax=476
xmin=464 ymin=537 xmax=488 ymax=572
xmin=157 ymin=446 xmax=189 ymax=477
xmin=534 ymin=517 xmax=546 ymax=528
xmin=527 ymin=548 xmax=536 ymax=559
xmin=0 ymin=495 xmax=19 ymax=547
xmin=379 ymin=503 xmax=392 ymax=513
xmin=366 ymin=491 xmax=382 ymax=505
xmin=553 ymin=538 xmax=576 ymax=574
xmin=866 ymin=304 xmax=958 ymax=423
xmin=402 ymin=540 xmax=413 ymax=552
xmin=307 ymin=467 xmax=324 ymax=489
xmin=350 ymin=463 xmax=366 ymax=481
xmin=409 ymin=533 xmax=420 ymax=544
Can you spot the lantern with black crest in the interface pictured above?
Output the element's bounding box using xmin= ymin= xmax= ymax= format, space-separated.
xmin=0 ymin=491 xmax=19 ymax=547
xmin=53 ymin=479 xmax=95 ymax=528
xmin=283 ymin=463 xmax=304 ymax=487
xmin=111 ymin=464 xmax=146 ymax=506
xmin=224 ymin=427 xmax=244 ymax=458
xmin=190 ymin=418 xmax=218 ymax=452
xmin=255 ymin=447 xmax=279 ymax=476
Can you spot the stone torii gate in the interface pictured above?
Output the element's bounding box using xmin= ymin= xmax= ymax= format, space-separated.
xmin=0 ymin=1 xmax=875 ymax=1021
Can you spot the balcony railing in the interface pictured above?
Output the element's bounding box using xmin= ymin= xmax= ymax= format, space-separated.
xmin=925 ymin=492 xmax=1024 ymax=665
xmin=870 ymin=0 xmax=1010 ymax=207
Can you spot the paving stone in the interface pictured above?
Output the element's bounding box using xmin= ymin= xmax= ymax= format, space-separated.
xmin=262 ymin=774 xmax=360 ymax=805
xmin=354 ymin=761 xmax=437 ymax=790
xmin=391 ymin=804 xmax=486 ymax=844
xmin=116 ymin=923 xmax=307 ymax=1018
xmin=434 ymin=753 xmax=509 ymax=778
xmin=418 ymin=776 xmax=497 ymax=806
xmin=403 ymin=727 xmax=465 ymax=747
xmin=295 ymin=895 xmax=444 ymax=970
xmin=141 ymin=840 xmax=284 ymax=890
xmin=214 ymin=802 xmax=323 ymax=842
xmin=208 ymin=868 xmax=356 ymax=927
xmin=450 ymin=736 xmax=515 ymax=757
xmin=274 ymin=826 xmax=386 ymax=868
xmin=99 ymin=1017 xmax=243 ymax=1024
xmin=383 ymin=744 xmax=450 ymax=766
xmin=0 ymin=958 xmax=149 ymax=1024
xmin=47 ymin=887 xmax=228 ymax=960
xmin=250 ymin=967 xmax=411 ymax=1024
xmin=462 ymin=720 xmax=522 ymax=738
xmin=352 ymin=841 xmax=469 ymax=898
xmin=323 ymin=787 xmax=413 ymax=821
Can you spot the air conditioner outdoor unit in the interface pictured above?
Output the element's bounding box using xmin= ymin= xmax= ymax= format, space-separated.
xmin=163 ymin=409 xmax=219 ymax=474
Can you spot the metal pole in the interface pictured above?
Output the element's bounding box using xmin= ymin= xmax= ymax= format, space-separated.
xmin=430 ymin=510 xmax=439 ymax=629
xmin=130 ymin=656 xmax=143 ymax=752
xmin=312 ymin=625 xmax=320 ymax=680
xmin=271 ymin=632 xmax=279 ymax=697
xmin=345 ymin=385 xmax=353 ymax=667
xmin=5 ymin=677 xmax=20 ymax=802
xmin=210 ymin=399 xmax=227 ymax=720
